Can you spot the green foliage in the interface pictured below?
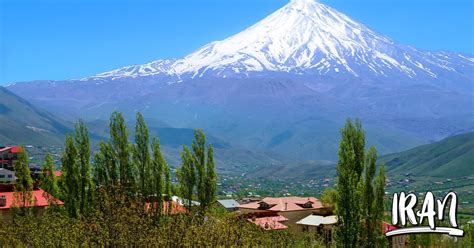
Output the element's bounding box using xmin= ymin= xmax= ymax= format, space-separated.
xmin=204 ymin=145 xmax=217 ymax=209
xmin=334 ymin=119 xmax=365 ymax=247
xmin=362 ymin=146 xmax=377 ymax=247
xmin=109 ymin=111 xmax=134 ymax=189
xmin=151 ymin=137 xmax=165 ymax=216
xmin=133 ymin=112 xmax=151 ymax=196
xmin=177 ymin=145 xmax=196 ymax=209
xmin=382 ymin=131 xmax=474 ymax=178
xmin=192 ymin=129 xmax=207 ymax=210
xmin=177 ymin=129 xmax=217 ymax=212
xmin=320 ymin=187 xmax=337 ymax=208
xmin=0 ymin=203 xmax=325 ymax=247
xmin=61 ymin=135 xmax=80 ymax=218
xmin=40 ymin=153 xmax=60 ymax=200
xmin=12 ymin=147 xmax=33 ymax=215
xmin=334 ymin=119 xmax=386 ymax=248
xmin=74 ymin=119 xmax=94 ymax=214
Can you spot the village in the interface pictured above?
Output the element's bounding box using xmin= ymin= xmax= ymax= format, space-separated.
xmin=0 ymin=144 xmax=413 ymax=247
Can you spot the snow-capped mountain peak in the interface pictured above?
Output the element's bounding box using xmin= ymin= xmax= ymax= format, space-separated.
xmin=90 ymin=0 xmax=473 ymax=82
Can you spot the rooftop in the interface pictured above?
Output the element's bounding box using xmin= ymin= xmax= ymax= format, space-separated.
xmin=248 ymin=215 xmax=288 ymax=230
xmin=0 ymin=188 xmax=63 ymax=209
xmin=239 ymin=196 xmax=323 ymax=212
xmin=296 ymin=215 xmax=337 ymax=226
xmin=217 ymin=199 xmax=240 ymax=209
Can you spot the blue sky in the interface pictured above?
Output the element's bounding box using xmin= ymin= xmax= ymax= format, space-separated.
xmin=1 ymin=0 xmax=473 ymax=84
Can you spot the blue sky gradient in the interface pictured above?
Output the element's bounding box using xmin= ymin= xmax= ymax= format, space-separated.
xmin=1 ymin=0 xmax=473 ymax=84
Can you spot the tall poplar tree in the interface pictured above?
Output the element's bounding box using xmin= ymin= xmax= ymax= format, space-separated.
xmin=204 ymin=145 xmax=217 ymax=209
xmin=74 ymin=119 xmax=93 ymax=214
xmin=61 ymin=135 xmax=81 ymax=218
xmin=177 ymin=146 xmax=195 ymax=209
xmin=40 ymin=153 xmax=60 ymax=200
xmin=164 ymin=163 xmax=172 ymax=213
xmin=374 ymin=163 xmax=387 ymax=247
xmin=151 ymin=137 xmax=165 ymax=215
xmin=362 ymin=147 xmax=377 ymax=247
xmin=109 ymin=111 xmax=134 ymax=188
xmin=134 ymin=112 xmax=151 ymax=197
xmin=334 ymin=119 xmax=365 ymax=248
xmin=13 ymin=147 xmax=33 ymax=215
xmin=192 ymin=129 xmax=206 ymax=209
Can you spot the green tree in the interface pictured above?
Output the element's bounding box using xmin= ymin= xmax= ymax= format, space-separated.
xmin=203 ymin=145 xmax=217 ymax=209
xmin=362 ymin=146 xmax=377 ymax=247
xmin=109 ymin=111 xmax=134 ymax=189
xmin=133 ymin=112 xmax=151 ymax=197
xmin=189 ymin=129 xmax=217 ymax=212
xmin=374 ymin=163 xmax=387 ymax=247
xmin=61 ymin=135 xmax=81 ymax=218
xmin=334 ymin=119 xmax=366 ymax=248
xmin=320 ymin=188 xmax=337 ymax=208
xmin=93 ymin=141 xmax=117 ymax=187
xmin=40 ymin=153 xmax=60 ymax=201
xmin=192 ymin=129 xmax=206 ymax=209
xmin=151 ymin=137 xmax=165 ymax=216
xmin=74 ymin=119 xmax=93 ymax=214
xmin=13 ymin=147 xmax=34 ymax=215
xmin=163 ymin=163 xmax=172 ymax=213
xmin=177 ymin=146 xmax=195 ymax=209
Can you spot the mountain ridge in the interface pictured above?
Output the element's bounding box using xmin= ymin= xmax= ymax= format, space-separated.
xmin=81 ymin=0 xmax=473 ymax=94
xmin=6 ymin=0 xmax=474 ymax=162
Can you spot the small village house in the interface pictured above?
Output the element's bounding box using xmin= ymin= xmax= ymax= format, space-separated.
xmin=0 ymin=188 xmax=64 ymax=219
xmin=239 ymin=196 xmax=331 ymax=230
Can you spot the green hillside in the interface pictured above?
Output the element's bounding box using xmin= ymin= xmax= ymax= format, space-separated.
xmin=0 ymin=87 xmax=71 ymax=146
xmin=382 ymin=132 xmax=474 ymax=177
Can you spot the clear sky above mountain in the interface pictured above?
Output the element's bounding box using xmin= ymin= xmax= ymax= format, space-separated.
xmin=1 ymin=0 xmax=473 ymax=84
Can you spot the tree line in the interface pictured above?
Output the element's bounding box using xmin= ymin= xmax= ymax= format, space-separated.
xmin=12 ymin=111 xmax=217 ymax=219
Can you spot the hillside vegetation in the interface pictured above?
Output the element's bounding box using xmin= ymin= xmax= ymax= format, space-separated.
xmin=382 ymin=132 xmax=474 ymax=177
xmin=0 ymin=87 xmax=71 ymax=146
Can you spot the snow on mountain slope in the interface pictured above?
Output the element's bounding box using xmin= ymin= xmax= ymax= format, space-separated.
xmin=89 ymin=0 xmax=473 ymax=84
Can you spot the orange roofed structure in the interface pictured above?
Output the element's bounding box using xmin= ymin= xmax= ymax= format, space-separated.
xmin=239 ymin=196 xmax=331 ymax=229
xmin=248 ymin=215 xmax=289 ymax=230
xmin=0 ymin=188 xmax=64 ymax=218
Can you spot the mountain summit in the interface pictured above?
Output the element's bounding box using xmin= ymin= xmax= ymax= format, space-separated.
xmin=7 ymin=0 xmax=474 ymax=163
xmin=90 ymin=0 xmax=473 ymax=90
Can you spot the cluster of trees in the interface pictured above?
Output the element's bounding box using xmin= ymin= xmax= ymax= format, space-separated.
xmin=333 ymin=119 xmax=387 ymax=247
xmin=10 ymin=111 xmax=217 ymax=219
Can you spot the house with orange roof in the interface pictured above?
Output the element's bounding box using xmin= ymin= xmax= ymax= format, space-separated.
xmin=0 ymin=188 xmax=64 ymax=219
xmin=239 ymin=196 xmax=331 ymax=229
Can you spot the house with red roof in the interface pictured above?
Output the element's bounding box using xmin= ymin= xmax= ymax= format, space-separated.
xmin=382 ymin=221 xmax=408 ymax=248
xmin=239 ymin=196 xmax=331 ymax=230
xmin=0 ymin=188 xmax=64 ymax=219
xmin=0 ymin=146 xmax=22 ymax=171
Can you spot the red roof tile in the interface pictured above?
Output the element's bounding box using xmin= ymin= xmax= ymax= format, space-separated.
xmin=0 ymin=146 xmax=22 ymax=154
xmin=239 ymin=196 xmax=323 ymax=212
xmin=382 ymin=221 xmax=399 ymax=233
xmin=248 ymin=215 xmax=288 ymax=230
xmin=0 ymin=189 xmax=63 ymax=210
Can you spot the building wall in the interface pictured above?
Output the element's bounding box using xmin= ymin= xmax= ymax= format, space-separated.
xmin=278 ymin=210 xmax=314 ymax=229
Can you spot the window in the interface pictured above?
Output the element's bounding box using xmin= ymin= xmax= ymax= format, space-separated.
xmin=258 ymin=202 xmax=271 ymax=210
xmin=302 ymin=202 xmax=313 ymax=208
xmin=7 ymin=175 xmax=12 ymax=178
xmin=0 ymin=175 xmax=5 ymax=179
